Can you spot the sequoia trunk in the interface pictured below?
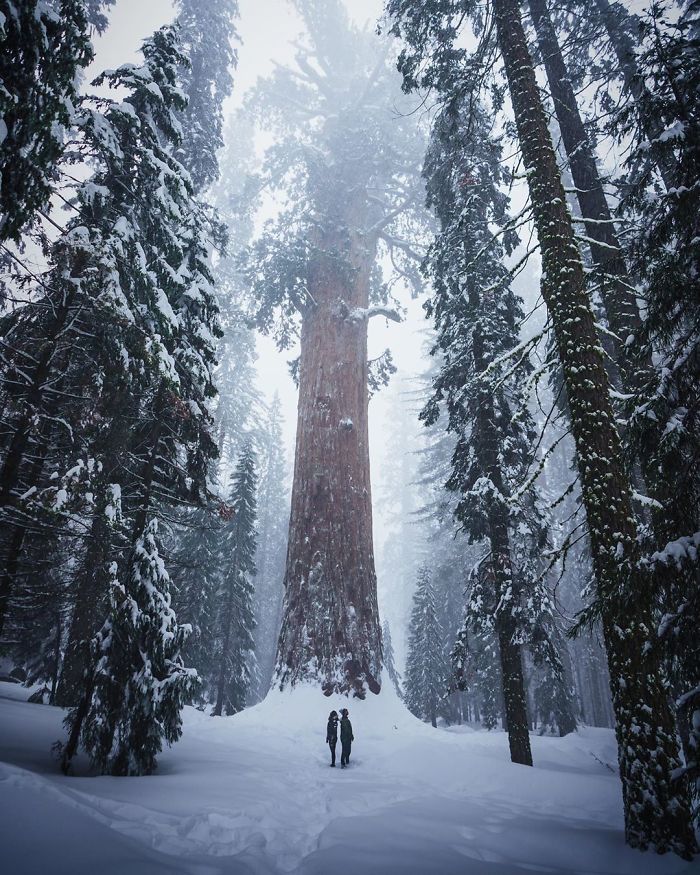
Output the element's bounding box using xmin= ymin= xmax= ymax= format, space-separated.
xmin=274 ymin=213 xmax=382 ymax=697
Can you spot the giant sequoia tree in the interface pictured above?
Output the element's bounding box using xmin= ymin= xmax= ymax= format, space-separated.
xmin=245 ymin=0 xmax=429 ymax=696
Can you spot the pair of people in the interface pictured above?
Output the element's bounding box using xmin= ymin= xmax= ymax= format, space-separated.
xmin=326 ymin=708 xmax=353 ymax=768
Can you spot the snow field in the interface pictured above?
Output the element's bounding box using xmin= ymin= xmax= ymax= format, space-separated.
xmin=0 ymin=679 xmax=696 ymax=874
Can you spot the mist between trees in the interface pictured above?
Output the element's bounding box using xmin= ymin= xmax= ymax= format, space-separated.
xmin=0 ymin=0 xmax=698 ymax=859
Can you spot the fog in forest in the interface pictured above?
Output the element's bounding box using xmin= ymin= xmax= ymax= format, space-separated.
xmin=1 ymin=0 xmax=697 ymax=871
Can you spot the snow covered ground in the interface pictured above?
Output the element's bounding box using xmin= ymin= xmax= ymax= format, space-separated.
xmin=0 ymin=679 xmax=696 ymax=875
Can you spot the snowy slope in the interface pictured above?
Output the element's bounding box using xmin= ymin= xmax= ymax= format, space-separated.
xmin=0 ymin=679 xmax=695 ymax=875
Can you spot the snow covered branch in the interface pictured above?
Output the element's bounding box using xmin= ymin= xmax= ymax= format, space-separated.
xmin=338 ymin=301 xmax=402 ymax=324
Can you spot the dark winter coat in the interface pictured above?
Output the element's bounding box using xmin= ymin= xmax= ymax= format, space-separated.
xmin=326 ymin=716 xmax=338 ymax=743
xmin=340 ymin=716 xmax=353 ymax=744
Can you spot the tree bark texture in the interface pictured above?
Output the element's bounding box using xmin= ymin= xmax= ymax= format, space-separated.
xmin=54 ymin=511 xmax=112 ymax=707
xmin=492 ymin=0 xmax=695 ymax=855
xmin=275 ymin=203 xmax=382 ymax=697
xmin=529 ymin=0 xmax=644 ymax=389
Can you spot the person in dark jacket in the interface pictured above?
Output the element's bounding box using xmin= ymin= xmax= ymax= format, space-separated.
xmin=339 ymin=708 xmax=353 ymax=768
xmin=326 ymin=710 xmax=339 ymax=766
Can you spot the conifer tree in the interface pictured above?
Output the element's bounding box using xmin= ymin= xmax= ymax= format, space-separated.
xmin=61 ymin=520 xmax=198 ymax=776
xmin=170 ymin=507 xmax=225 ymax=705
xmin=34 ymin=29 xmax=223 ymax=775
xmin=419 ymin=94 xmax=542 ymax=765
xmin=0 ymin=0 xmax=92 ymax=242
xmin=252 ymin=394 xmax=289 ymax=700
xmin=174 ymin=0 xmax=239 ymax=194
xmin=387 ymin=0 xmax=696 ymax=854
xmin=404 ymin=566 xmax=447 ymax=727
xmin=609 ymin=0 xmax=700 ymax=811
xmin=212 ymin=444 xmax=257 ymax=716
xmin=244 ymin=0 xmax=429 ymax=695
xmin=52 ymin=25 xmax=221 ymax=707
xmin=382 ymin=619 xmax=402 ymax=698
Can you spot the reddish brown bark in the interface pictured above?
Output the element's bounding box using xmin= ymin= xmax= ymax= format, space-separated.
xmin=274 ymin=206 xmax=382 ymax=697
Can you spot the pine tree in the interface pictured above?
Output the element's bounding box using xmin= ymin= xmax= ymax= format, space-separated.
xmin=174 ymin=0 xmax=239 ymax=194
xmin=252 ymin=394 xmax=289 ymax=700
xmin=419 ymin=94 xmax=538 ymax=765
xmin=42 ymin=28 xmax=223 ymax=774
xmin=382 ymin=619 xmax=402 ymax=698
xmin=0 ymin=0 xmax=92 ymax=243
xmin=404 ymin=566 xmax=448 ymax=727
xmin=51 ymin=25 xmax=221 ymax=707
xmin=387 ymin=0 xmax=696 ymax=854
xmin=212 ymin=444 xmax=257 ymax=716
xmin=609 ymin=0 xmax=700 ymax=815
xmin=170 ymin=506 xmax=226 ymax=705
xmin=61 ymin=521 xmax=198 ymax=776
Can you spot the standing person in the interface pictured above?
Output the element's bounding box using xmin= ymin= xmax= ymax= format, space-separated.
xmin=340 ymin=708 xmax=354 ymax=768
xmin=326 ymin=710 xmax=339 ymax=767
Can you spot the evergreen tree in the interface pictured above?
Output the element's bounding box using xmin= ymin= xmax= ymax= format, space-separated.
xmin=252 ymin=394 xmax=289 ymax=700
xmin=0 ymin=0 xmax=92 ymax=242
xmin=611 ymin=0 xmax=700 ymax=815
xmin=419 ymin=93 xmax=540 ymax=765
xmin=170 ymin=506 xmax=226 ymax=706
xmin=52 ymin=25 xmax=222 ymax=707
xmin=244 ymin=0 xmax=429 ymax=695
xmin=387 ymin=0 xmax=696 ymax=854
xmin=212 ymin=444 xmax=257 ymax=716
xmin=174 ymin=0 xmax=239 ymax=194
xmin=404 ymin=566 xmax=448 ymax=727
xmin=61 ymin=520 xmax=198 ymax=776
xmin=382 ymin=619 xmax=402 ymax=698
xmin=42 ymin=28 xmax=223 ymax=773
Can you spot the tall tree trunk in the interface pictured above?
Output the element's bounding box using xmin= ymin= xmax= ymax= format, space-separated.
xmin=54 ymin=511 xmax=112 ymax=707
xmin=55 ymin=389 xmax=133 ymax=706
xmin=487 ymin=515 xmax=532 ymax=765
xmin=491 ymin=0 xmax=695 ymax=855
xmin=213 ymin=563 xmax=237 ymax=717
xmin=274 ymin=207 xmax=382 ymax=697
xmin=529 ymin=0 xmax=643 ymax=389
xmin=470 ymin=281 xmax=533 ymax=765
